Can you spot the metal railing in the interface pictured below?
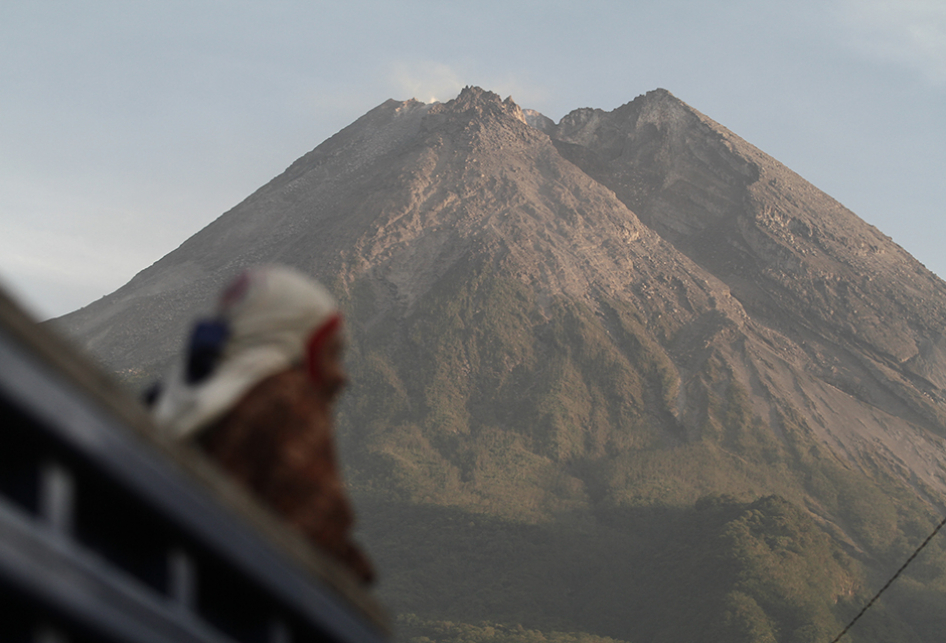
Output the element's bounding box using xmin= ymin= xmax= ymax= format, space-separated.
xmin=0 ymin=289 xmax=389 ymax=643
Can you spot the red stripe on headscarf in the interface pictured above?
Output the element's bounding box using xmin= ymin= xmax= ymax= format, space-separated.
xmin=306 ymin=314 xmax=342 ymax=384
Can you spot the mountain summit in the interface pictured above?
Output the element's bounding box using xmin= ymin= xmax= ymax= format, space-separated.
xmin=57 ymin=87 xmax=946 ymax=642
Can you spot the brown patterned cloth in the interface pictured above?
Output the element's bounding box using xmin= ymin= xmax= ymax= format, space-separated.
xmin=196 ymin=366 xmax=375 ymax=584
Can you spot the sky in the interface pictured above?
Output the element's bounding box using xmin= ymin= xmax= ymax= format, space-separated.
xmin=1 ymin=0 xmax=944 ymax=320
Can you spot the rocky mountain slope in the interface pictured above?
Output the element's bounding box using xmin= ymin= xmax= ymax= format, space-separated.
xmin=55 ymin=87 xmax=946 ymax=642
xmin=548 ymin=90 xmax=946 ymax=479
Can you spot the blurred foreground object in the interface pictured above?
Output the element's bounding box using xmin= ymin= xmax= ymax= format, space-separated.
xmin=151 ymin=265 xmax=374 ymax=584
xmin=0 ymin=282 xmax=388 ymax=642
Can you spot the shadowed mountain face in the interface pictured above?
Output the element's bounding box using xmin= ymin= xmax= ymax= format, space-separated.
xmin=56 ymin=87 xmax=946 ymax=642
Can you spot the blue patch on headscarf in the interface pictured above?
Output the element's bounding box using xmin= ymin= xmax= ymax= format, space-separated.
xmin=186 ymin=318 xmax=231 ymax=384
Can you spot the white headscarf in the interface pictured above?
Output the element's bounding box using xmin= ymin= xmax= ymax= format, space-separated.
xmin=152 ymin=265 xmax=339 ymax=439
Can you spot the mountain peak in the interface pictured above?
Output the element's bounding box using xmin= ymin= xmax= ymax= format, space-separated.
xmin=429 ymin=85 xmax=527 ymax=124
xmin=455 ymin=84 xmax=500 ymax=104
xmin=57 ymin=82 xmax=946 ymax=532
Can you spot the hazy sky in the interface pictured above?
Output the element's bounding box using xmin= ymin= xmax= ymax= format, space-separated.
xmin=2 ymin=0 xmax=944 ymax=319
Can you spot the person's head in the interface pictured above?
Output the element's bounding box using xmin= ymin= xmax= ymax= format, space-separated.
xmin=152 ymin=265 xmax=346 ymax=438
xmin=216 ymin=265 xmax=346 ymax=392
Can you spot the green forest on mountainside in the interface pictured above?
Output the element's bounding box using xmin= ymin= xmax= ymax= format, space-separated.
xmin=331 ymin=260 xmax=946 ymax=643
xmin=352 ymin=494 xmax=946 ymax=643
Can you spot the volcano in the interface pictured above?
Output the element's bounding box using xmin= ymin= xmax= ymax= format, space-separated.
xmin=56 ymin=87 xmax=946 ymax=643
